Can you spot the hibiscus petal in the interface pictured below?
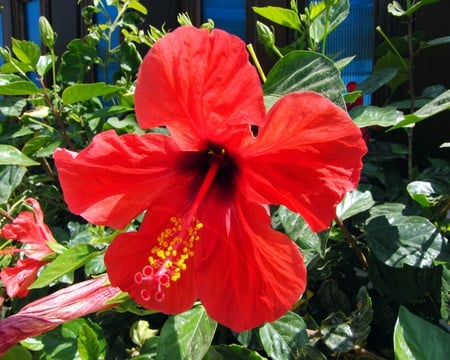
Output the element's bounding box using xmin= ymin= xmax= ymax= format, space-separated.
xmin=0 ymin=258 xmax=44 ymax=298
xmin=195 ymin=189 xmax=306 ymax=332
xmin=54 ymin=130 xmax=193 ymax=229
xmin=239 ymin=92 xmax=367 ymax=232
xmin=1 ymin=199 xmax=54 ymax=260
xmin=105 ymin=194 xmax=199 ymax=314
xmin=135 ymin=26 xmax=266 ymax=150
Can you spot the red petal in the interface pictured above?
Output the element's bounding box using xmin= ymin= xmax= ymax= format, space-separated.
xmin=54 ymin=130 xmax=193 ymax=229
xmin=0 ymin=258 xmax=44 ymax=298
xmin=1 ymin=199 xmax=54 ymax=260
xmin=239 ymin=92 xmax=367 ymax=231
xmin=135 ymin=26 xmax=266 ymax=150
xmin=195 ymin=189 xmax=306 ymax=332
xmin=105 ymin=193 xmax=198 ymax=314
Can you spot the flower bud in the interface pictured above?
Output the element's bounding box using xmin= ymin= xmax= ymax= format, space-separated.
xmin=39 ymin=16 xmax=56 ymax=48
xmin=256 ymin=21 xmax=276 ymax=49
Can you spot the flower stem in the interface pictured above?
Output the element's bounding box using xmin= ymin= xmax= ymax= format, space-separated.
xmin=334 ymin=216 xmax=368 ymax=268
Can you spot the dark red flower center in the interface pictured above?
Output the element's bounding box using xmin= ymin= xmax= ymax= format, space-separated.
xmin=133 ymin=145 xmax=233 ymax=303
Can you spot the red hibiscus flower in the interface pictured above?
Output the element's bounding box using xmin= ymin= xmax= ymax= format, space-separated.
xmin=54 ymin=26 xmax=366 ymax=331
xmin=0 ymin=198 xmax=56 ymax=298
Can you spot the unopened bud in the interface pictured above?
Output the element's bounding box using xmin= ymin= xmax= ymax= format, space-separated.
xmin=256 ymin=21 xmax=276 ymax=49
xmin=39 ymin=16 xmax=56 ymax=48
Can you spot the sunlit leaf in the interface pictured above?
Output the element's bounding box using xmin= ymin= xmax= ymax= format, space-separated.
xmin=259 ymin=311 xmax=308 ymax=360
xmin=156 ymin=305 xmax=217 ymax=360
xmin=29 ymin=244 xmax=99 ymax=289
xmin=350 ymin=105 xmax=404 ymax=128
xmin=0 ymin=145 xmax=39 ymax=166
xmin=252 ymin=6 xmax=301 ymax=30
xmin=62 ymin=82 xmax=122 ymax=104
xmin=264 ymin=50 xmax=345 ymax=109
xmin=336 ymin=190 xmax=375 ymax=221
xmin=365 ymin=214 xmax=450 ymax=268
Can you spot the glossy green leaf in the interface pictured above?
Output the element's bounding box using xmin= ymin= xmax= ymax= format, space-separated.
xmin=394 ymin=306 xmax=450 ymax=360
xmin=365 ymin=214 xmax=450 ymax=268
xmin=391 ymin=89 xmax=450 ymax=129
xmin=350 ymin=105 xmax=404 ymax=128
xmin=156 ymin=305 xmax=217 ymax=360
xmin=357 ymin=68 xmax=399 ymax=94
xmin=204 ymin=345 xmax=266 ymax=360
xmin=252 ymin=6 xmax=301 ymax=30
xmin=11 ymin=38 xmax=41 ymax=66
xmin=264 ymin=50 xmax=345 ymax=109
xmin=309 ymin=0 xmax=349 ymax=43
xmin=36 ymin=54 xmax=53 ymax=77
xmin=259 ymin=311 xmax=308 ymax=360
xmin=407 ymin=181 xmax=447 ymax=207
xmin=0 ymin=145 xmax=39 ymax=166
xmin=0 ymin=165 xmax=26 ymax=204
xmin=277 ymin=205 xmax=326 ymax=264
xmin=62 ymin=82 xmax=122 ymax=104
xmin=29 ymin=244 xmax=98 ymax=289
xmin=0 ymin=81 xmax=39 ymax=95
xmin=336 ymin=190 xmax=375 ymax=220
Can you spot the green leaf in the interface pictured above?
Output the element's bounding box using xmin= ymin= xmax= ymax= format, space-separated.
xmin=0 ymin=145 xmax=39 ymax=166
xmin=388 ymin=0 xmax=440 ymax=17
xmin=36 ymin=54 xmax=53 ymax=77
xmin=277 ymin=205 xmax=326 ymax=264
xmin=22 ymin=135 xmax=53 ymax=157
xmin=407 ymin=181 xmax=449 ymax=207
xmin=336 ymin=190 xmax=375 ymax=221
xmin=204 ymin=344 xmax=266 ymax=360
xmin=156 ymin=305 xmax=217 ymax=360
xmin=264 ymin=50 xmax=345 ymax=109
xmin=368 ymin=254 xmax=441 ymax=304
xmin=309 ymin=0 xmax=350 ymax=43
xmin=0 ymin=166 xmax=26 ymax=204
xmin=0 ymin=81 xmax=39 ymax=95
xmin=390 ymin=89 xmax=450 ymax=129
xmin=0 ymin=345 xmax=32 ymax=360
xmin=259 ymin=311 xmax=308 ymax=360
xmin=365 ymin=214 xmax=450 ymax=268
xmin=394 ymin=306 xmax=450 ymax=360
xmin=78 ymin=323 xmax=103 ymax=360
xmin=38 ymin=318 xmax=105 ymax=360
xmin=29 ymin=244 xmax=98 ymax=289
xmin=62 ymin=82 xmax=122 ymax=104
xmin=357 ymin=68 xmax=399 ymax=94
xmin=252 ymin=6 xmax=301 ymax=30
xmin=11 ymin=38 xmax=41 ymax=66
xmin=350 ymin=105 xmax=404 ymax=128
xmin=128 ymin=0 xmax=148 ymax=14
xmin=320 ymin=287 xmax=372 ymax=352
xmin=420 ymin=35 xmax=450 ymax=49
xmin=441 ymin=265 xmax=450 ymax=321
